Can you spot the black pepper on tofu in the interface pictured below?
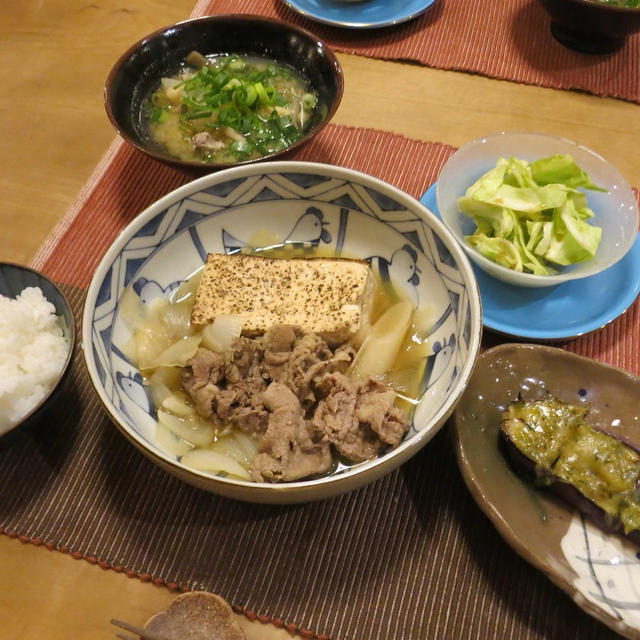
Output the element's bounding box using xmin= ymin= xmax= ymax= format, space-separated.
xmin=190 ymin=252 xmax=375 ymax=345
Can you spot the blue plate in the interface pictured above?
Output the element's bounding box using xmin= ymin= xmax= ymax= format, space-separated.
xmin=280 ymin=0 xmax=437 ymax=29
xmin=421 ymin=183 xmax=640 ymax=340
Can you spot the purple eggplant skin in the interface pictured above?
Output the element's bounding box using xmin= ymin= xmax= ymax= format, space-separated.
xmin=499 ymin=425 xmax=640 ymax=546
xmin=499 ymin=430 xmax=542 ymax=482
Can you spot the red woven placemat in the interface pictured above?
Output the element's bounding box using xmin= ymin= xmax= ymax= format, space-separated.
xmin=33 ymin=125 xmax=640 ymax=374
xmin=16 ymin=125 xmax=638 ymax=640
xmin=0 ymin=305 xmax=627 ymax=640
xmin=188 ymin=0 xmax=640 ymax=103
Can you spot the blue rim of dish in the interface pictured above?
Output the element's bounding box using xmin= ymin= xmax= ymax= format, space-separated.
xmin=421 ymin=183 xmax=640 ymax=341
xmin=279 ymin=0 xmax=437 ymax=29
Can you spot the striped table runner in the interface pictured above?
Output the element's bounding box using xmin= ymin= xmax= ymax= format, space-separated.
xmin=33 ymin=125 xmax=640 ymax=375
xmin=188 ymin=0 xmax=640 ymax=104
xmin=11 ymin=124 xmax=638 ymax=640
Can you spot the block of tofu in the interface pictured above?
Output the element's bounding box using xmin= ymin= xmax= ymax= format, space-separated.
xmin=191 ymin=252 xmax=374 ymax=344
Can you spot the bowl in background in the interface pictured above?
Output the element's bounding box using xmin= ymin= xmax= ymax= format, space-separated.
xmin=82 ymin=161 xmax=482 ymax=504
xmin=105 ymin=14 xmax=343 ymax=171
xmin=436 ymin=131 xmax=638 ymax=288
xmin=537 ymin=0 xmax=640 ymax=53
xmin=0 ymin=263 xmax=76 ymax=437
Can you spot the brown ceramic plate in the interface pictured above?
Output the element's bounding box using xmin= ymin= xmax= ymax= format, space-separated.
xmin=453 ymin=343 xmax=640 ymax=639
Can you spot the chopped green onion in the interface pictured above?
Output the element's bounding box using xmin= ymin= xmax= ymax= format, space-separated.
xmin=245 ymin=84 xmax=257 ymax=106
xmin=254 ymin=82 xmax=270 ymax=105
xmin=146 ymin=52 xmax=318 ymax=164
xmin=185 ymin=110 xmax=213 ymax=120
xmin=149 ymin=107 xmax=169 ymax=123
xmin=227 ymin=58 xmax=246 ymax=72
xmin=302 ymin=93 xmax=317 ymax=110
xmin=213 ymin=72 xmax=229 ymax=90
xmin=222 ymin=78 xmax=242 ymax=91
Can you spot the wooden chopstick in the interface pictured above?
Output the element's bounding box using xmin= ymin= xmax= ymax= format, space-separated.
xmin=110 ymin=618 xmax=172 ymax=640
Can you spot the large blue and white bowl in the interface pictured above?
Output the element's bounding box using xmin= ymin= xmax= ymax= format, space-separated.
xmin=83 ymin=162 xmax=482 ymax=503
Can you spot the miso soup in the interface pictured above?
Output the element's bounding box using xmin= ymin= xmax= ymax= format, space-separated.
xmin=143 ymin=52 xmax=318 ymax=164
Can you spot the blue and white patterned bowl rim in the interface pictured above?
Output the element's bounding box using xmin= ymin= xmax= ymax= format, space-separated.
xmin=83 ymin=161 xmax=482 ymax=490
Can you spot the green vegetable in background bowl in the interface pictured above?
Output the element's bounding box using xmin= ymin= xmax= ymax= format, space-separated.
xmin=590 ymin=0 xmax=640 ymax=7
xmin=457 ymin=154 xmax=606 ymax=275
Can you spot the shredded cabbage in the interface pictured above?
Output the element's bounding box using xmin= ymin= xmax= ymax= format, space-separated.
xmin=457 ymin=154 xmax=605 ymax=275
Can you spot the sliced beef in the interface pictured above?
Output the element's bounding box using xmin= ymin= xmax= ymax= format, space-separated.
xmin=356 ymin=378 xmax=408 ymax=447
xmin=250 ymin=383 xmax=332 ymax=482
xmin=262 ymin=324 xmax=297 ymax=355
xmin=180 ymin=348 xmax=225 ymax=418
xmin=261 ymin=325 xmax=356 ymax=407
xmin=261 ymin=326 xmax=315 ymax=404
xmin=192 ymin=131 xmax=226 ymax=152
xmin=214 ymin=386 xmax=268 ymax=435
xmin=182 ymin=343 xmax=267 ymax=435
xmin=219 ymin=336 xmax=268 ymax=434
xmin=304 ymin=343 xmax=355 ymax=394
xmin=181 ymin=324 xmax=408 ymax=482
xmin=224 ymin=336 xmax=263 ymax=385
xmin=313 ymin=372 xmax=409 ymax=463
xmin=313 ymin=372 xmax=382 ymax=462
xmin=262 ymin=380 xmax=300 ymax=412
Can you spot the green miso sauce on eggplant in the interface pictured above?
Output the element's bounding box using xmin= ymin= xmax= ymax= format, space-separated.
xmin=501 ymin=396 xmax=640 ymax=535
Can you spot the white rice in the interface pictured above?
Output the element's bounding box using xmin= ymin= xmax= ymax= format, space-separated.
xmin=0 ymin=286 xmax=69 ymax=430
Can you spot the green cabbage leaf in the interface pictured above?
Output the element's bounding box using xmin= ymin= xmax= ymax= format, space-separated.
xmin=457 ymin=155 xmax=604 ymax=275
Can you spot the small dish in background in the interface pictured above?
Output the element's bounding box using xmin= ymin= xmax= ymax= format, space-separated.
xmin=537 ymin=0 xmax=640 ymax=53
xmin=436 ymin=131 xmax=638 ymax=289
xmin=105 ymin=14 xmax=343 ymax=171
xmin=453 ymin=343 xmax=640 ymax=639
xmin=279 ymin=0 xmax=438 ymax=29
xmin=0 ymin=263 xmax=75 ymax=437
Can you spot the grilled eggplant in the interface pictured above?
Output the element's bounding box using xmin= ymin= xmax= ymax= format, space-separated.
xmin=500 ymin=395 xmax=640 ymax=542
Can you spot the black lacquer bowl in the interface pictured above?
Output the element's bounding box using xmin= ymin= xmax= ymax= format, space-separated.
xmin=0 ymin=263 xmax=75 ymax=437
xmin=105 ymin=14 xmax=344 ymax=171
xmin=537 ymin=0 xmax=640 ymax=53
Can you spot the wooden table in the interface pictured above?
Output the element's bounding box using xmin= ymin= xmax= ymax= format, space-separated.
xmin=2 ymin=1 xmax=640 ymax=638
